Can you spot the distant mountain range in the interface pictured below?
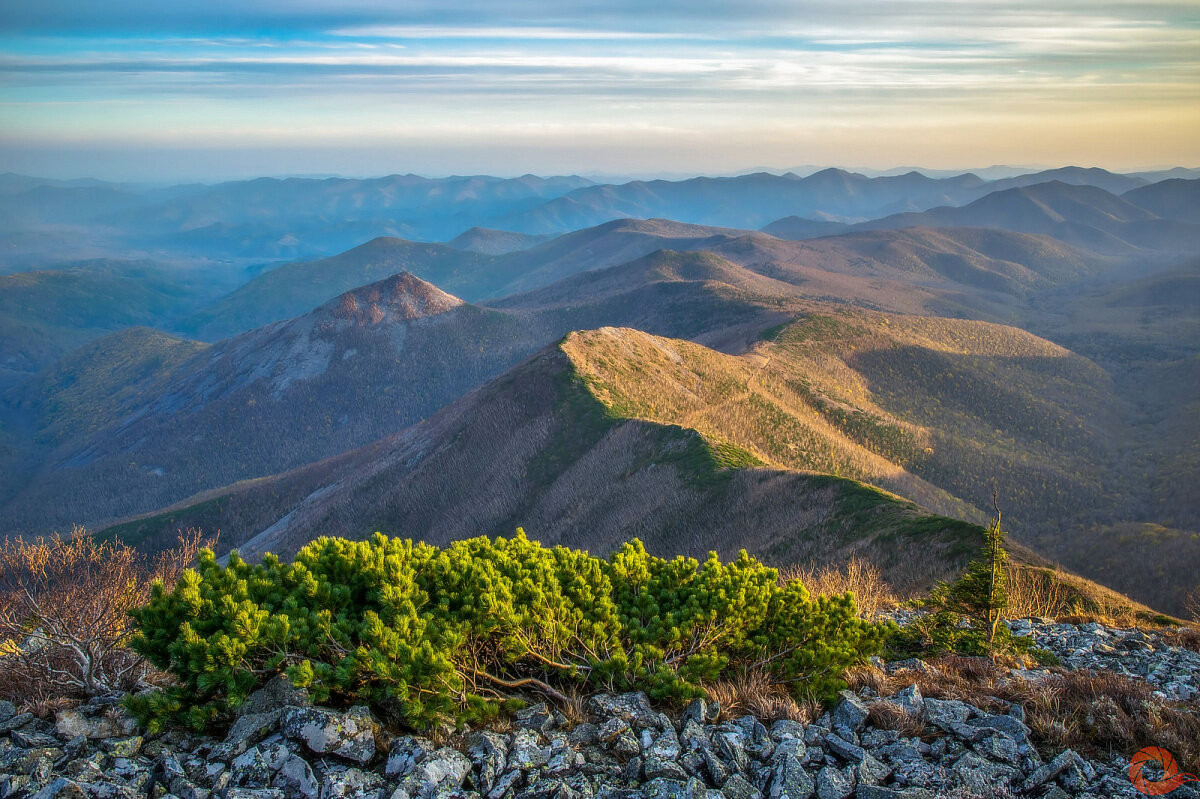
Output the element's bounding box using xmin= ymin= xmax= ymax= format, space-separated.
xmin=0 ymin=166 xmax=1196 ymax=618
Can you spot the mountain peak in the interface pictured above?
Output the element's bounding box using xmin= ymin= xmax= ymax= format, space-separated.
xmin=325 ymin=271 xmax=464 ymax=325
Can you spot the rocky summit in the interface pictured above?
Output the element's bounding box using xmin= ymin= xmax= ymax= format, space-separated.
xmin=2 ymin=617 xmax=1197 ymax=799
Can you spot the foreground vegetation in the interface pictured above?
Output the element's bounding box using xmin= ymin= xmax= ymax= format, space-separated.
xmin=127 ymin=531 xmax=886 ymax=731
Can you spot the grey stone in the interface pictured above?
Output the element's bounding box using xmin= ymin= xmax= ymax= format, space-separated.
xmin=225 ymin=790 xmax=285 ymax=799
xmin=232 ymin=747 xmax=276 ymax=788
xmin=641 ymin=778 xmax=704 ymax=799
xmin=487 ymin=769 xmax=524 ymax=799
xmin=11 ymin=729 xmax=60 ymax=749
xmin=966 ymin=714 xmax=1028 ymax=744
xmin=830 ymin=694 xmax=869 ymax=739
xmin=273 ymin=754 xmax=319 ymax=799
xmin=950 ymin=752 xmax=1015 ymax=794
xmin=682 ymin=701 xmax=715 ymax=728
xmin=770 ymin=739 xmax=806 ymax=766
xmin=1023 ymin=749 xmax=1082 ymax=791
xmin=621 ymin=756 xmax=642 ymax=784
xmin=722 ymin=774 xmax=762 ymax=799
xmin=767 ymin=753 xmax=814 ymax=799
xmin=387 ymin=736 xmax=436 ymax=779
xmin=281 ymin=706 xmax=375 ymax=765
xmin=468 ymin=732 xmax=510 ymax=795
xmin=714 ymin=732 xmax=751 ymax=774
xmin=643 ymin=757 xmax=688 ymax=782
xmin=509 ymin=730 xmax=550 ymax=770
xmin=587 ymin=694 xmax=660 ymax=730
xmin=0 ymin=700 xmax=15 ymax=724
xmin=0 ymin=713 xmax=36 ymax=735
xmin=514 ymin=705 xmax=556 ymax=734
xmin=824 ymin=735 xmax=865 ymax=764
xmin=238 ymin=676 xmax=309 ymax=718
xmin=567 ymin=725 xmax=599 ymax=747
xmin=679 ymin=721 xmax=709 ymax=751
xmin=54 ymin=709 xmax=137 ymax=741
xmin=314 ymin=762 xmax=383 ymax=799
xmin=647 ymin=731 xmax=681 ymax=761
xmin=851 ymin=754 xmax=888 ymax=787
xmin=814 ymin=766 xmax=853 ymax=799
xmin=400 ymin=748 xmax=473 ymax=799
xmin=890 ymin=686 xmax=922 ymax=718
xmin=971 ymin=733 xmax=1020 ymax=765
xmin=702 ymin=747 xmax=731 ymax=787
xmin=768 ymin=722 xmax=806 ymax=743
xmin=920 ymin=699 xmax=971 ymax=730
xmin=99 ymin=736 xmax=143 ymax=758
xmin=30 ymin=778 xmax=88 ymax=799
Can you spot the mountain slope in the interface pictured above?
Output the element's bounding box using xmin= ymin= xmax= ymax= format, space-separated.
xmin=446 ymin=227 xmax=553 ymax=254
xmin=1123 ymin=179 xmax=1200 ymax=224
xmin=0 ymin=260 xmax=221 ymax=381
xmin=101 ymin=336 xmax=989 ymax=596
xmin=853 ymin=181 xmax=1200 ymax=254
xmin=183 ymin=219 xmax=743 ymax=338
xmin=501 ymin=170 xmax=987 ymax=234
xmin=96 ymin=311 xmax=1194 ymax=613
xmin=1 ymin=256 xmax=800 ymax=534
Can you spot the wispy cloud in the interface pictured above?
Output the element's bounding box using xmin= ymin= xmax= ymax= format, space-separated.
xmin=0 ymin=1 xmax=1197 ymax=178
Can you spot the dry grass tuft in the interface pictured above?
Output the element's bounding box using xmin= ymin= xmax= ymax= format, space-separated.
xmin=1006 ymin=564 xmax=1169 ymax=629
xmin=703 ymin=668 xmax=816 ymax=723
xmin=0 ymin=526 xmax=207 ymax=709
xmin=782 ymin=556 xmax=898 ymax=620
xmin=866 ymin=700 xmax=926 ymax=738
xmin=845 ymin=664 xmax=897 ymax=697
xmin=1005 ymin=670 xmax=1200 ymax=773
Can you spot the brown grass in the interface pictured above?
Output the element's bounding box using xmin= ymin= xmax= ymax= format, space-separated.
xmin=1005 ymin=563 xmax=1169 ymax=628
xmin=782 ymin=556 xmax=899 ymax=620
xmin=866 ymin=701 xmax=926 ymax=738
xmin=1008 ymin=670 xmax=1200 ymax=773
xmin=853 ymin=654 xmax=1200 ymax=773
xmin=703 ymin=668 xmax=817 ymax=723
xmin=0 ymin=526 xmax=206 ymax=708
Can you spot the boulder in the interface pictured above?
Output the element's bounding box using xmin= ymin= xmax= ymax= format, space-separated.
xmin=281 ymin=706 xmax=376 ymax=765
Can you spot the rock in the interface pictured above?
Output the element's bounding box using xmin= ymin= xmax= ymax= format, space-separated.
xmin=54 ymin=709 xmax=137 ymax=740
xmin=30 ymin=778 xmax=88 ymax=799
xmin=509 ymin=730 xmax=550 ymax=771
xmin=951 ymin=752 xmax=1016 ymax=794
xmin=314 ymin=762 xmax=383 ymax=799
xmin=641 ymin=778 xmax=704 ymax=799
xmin=701 ymin=747 xmax=731 ymax=787
xmin=971 ymin=733 xmax=1020 ymax=765
xmin=682 ymin=700 xmax=714 ymax=728
xmin=387 ymin=736 xmax=437 ymax=780
xmin=890 ymin=686 xmax=922 ymax=718
xmin=281 ymin=706 xmax=375 ymax=765
xmin=567 ymin=725 xmax=598 ymax=747
xmin=399 ymin=748 xmax=473 ymax=799
xmin=11 ymin=729 xmax=61 ymax=749
xmin=644 ymin=756 xmax=688 ymax=782
xmin=768 ymin=722 xmax=806 ymax=743
xmin=514 ymin=705 xmax=557 ymax=734
xmin=273 ymin=754 xmax=319 ymax=799
xmin=587 ymin=694 xmax=660 ymax=730
xmin=830 ymin=693 xmax=869 ymax=739
xmin=966 ymin=713 xmax=1028 ymax=744
xmin=232 ymin=747 xmax=276 ymax=788
xmin=225 ymin=790 xmax=285 ymax=799
xmin=99 ymin=736 xmax=143 ymax=758
xmin=647 ymin=730 xmax=681 ymax=761
xmin=824 ymin=735 xmax=866 ymax=764
xmin=815 ymin=766 xmax=853 ymax=799
xmin=1023 ymin=749 xmax=1082 ymax=791
xmin=487 ymin=769 xmax=524 ymax=799
xmin=851 ymin=754 xmax=889 ymax=787
xmin=468 ymin=732 xmax=510 ymax=795
xmin=722 ymin=774 xmax=763 ymax=799
xmin=0 ymin=713 xmax=35 ymax=735
xmin=920 ymin=699 xmax=971 ymax=731
xmin=238 ymin=676 xmax=309 ymax=718
xmin=0 ymin=701 xmax=16 ymax=724
xmin=767 ymin=753 xmax=814 ymax=799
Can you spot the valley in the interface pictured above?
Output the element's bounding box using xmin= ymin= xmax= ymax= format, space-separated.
xmin=0 ymin=167 xmax=1196 ymax=617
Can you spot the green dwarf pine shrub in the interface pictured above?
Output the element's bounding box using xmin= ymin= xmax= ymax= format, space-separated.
xmin=128 ymin=531 xmax=886 ymax=731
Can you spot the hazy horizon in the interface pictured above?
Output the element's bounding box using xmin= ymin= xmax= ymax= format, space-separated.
xmin=2 ymin=1 xmax=1198 ymax=182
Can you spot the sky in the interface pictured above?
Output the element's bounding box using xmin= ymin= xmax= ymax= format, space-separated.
xmin=1 ymin=1 xmax=1198 ymax=181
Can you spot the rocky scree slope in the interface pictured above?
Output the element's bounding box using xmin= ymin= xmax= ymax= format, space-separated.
xmin=2 ymin=617 xmax=1198 ymax=799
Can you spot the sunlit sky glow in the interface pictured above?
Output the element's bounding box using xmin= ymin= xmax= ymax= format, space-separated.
xmin=1 ymin=1 xmax=1198 ymax=180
